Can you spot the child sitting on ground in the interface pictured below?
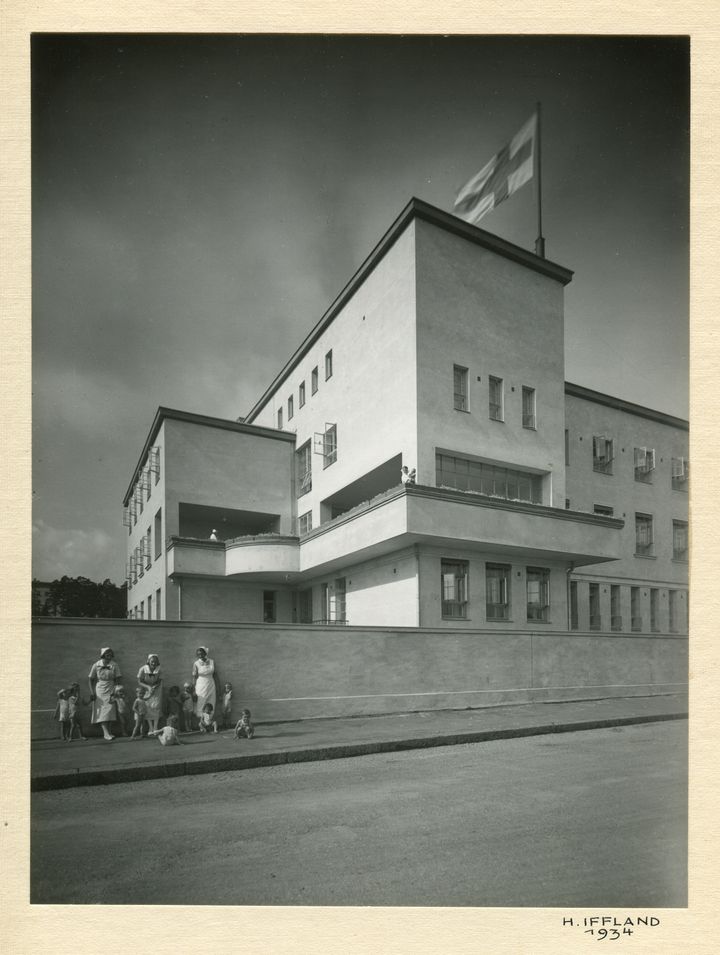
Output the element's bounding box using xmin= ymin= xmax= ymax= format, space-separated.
xmin=53 ymin=688 xmax=71 ymax=741
xmin=198 ymin=702 xmax=218 ymax=734
xmin=149 ymin=714 xmax=182 ymax=746
xmin=111 ymin=685 xmax=131 ymax=737
xmin=234 ymin=708 xmax=255 ymax=739
xmin=180 ymin=682 xmax=195 ymax=732
xmin=166 ymin=685 xmax=184 ymax=726
xmin=131 ymin=686 xmax=149 ymax=739
xmin=67 ymin=682 xmax=88 ymax=740
xmin=221 ymin=682 xmax=233 ymax=728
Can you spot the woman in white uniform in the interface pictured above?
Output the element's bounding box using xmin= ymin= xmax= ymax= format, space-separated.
xmin=192 ymin=646 xmax=217 ymax=723
xmin=88 ymin=647 xmax=122 ymax=741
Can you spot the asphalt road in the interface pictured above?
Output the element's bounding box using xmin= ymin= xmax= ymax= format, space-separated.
xmin=31 ymin=720 xmax=687 ymax=906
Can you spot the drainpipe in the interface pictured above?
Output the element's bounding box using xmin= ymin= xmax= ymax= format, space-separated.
xmin=566 ymin=562 xmax=575 ymax=631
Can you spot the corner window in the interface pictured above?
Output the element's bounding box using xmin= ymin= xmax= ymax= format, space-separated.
xmin=298 ymin=511 xmax=312 ymax=535
xmin=634 ymin=447 xmax=655 ymax=483
xmin=672 ymin=520 xmax=688 ymax=561
xmin=635 ymin=513 xmax=654 ymax=556
xmin=593 ymin=435 xmax=614 ymax=474
xmin=489 ymin=376 xmax=504 ymax=421
xmin=486 ymin=563 xmax=510 ymax=621
xmin=323 ymin=423 xmax=337 ymax=468
xmin=453 ymin=365 xmax=468 ymax=412
xmin=299 ymin=381 xmax=306 ymax=408
xmin=521 ymin=386 xmax=536 ymax=429
xmin=311 ymin=366 xmax=319 ymax=394
xmin=441 ymin=559 xmax=469 ymax=619
xmin=325 ymin=349 xmax=333 ymax=380
xmin=526 ymin=567 xmax=550 ymax=623
xmin=296 ymin=441 xmax=312 ymax=497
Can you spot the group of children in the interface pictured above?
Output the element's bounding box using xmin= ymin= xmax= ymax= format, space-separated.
xmin=53 ymin=679 xmax=255 ymax=745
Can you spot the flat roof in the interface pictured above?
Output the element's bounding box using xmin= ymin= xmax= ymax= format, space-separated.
xmin=564 ymin=382 xmax=688 ymax=431
xmin=245 ymin=197 xmax=574 ymax=422
xmin=122 ymin=407 xmax=296 ymax=505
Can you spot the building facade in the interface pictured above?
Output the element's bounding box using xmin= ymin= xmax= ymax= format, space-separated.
xmin=123 ymin=199 xmax=688 ymax=633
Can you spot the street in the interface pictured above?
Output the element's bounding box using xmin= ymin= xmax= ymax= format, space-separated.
xmin=31 ymin=720 xmax=687 ymax=906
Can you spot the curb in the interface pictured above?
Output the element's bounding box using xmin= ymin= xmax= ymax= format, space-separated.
xmin=31 ymin=711 xmax=687 ymax=792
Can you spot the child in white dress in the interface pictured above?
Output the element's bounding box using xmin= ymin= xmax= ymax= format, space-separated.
xmin=180 ymin=682 xmax=195 ymax=732
xmin=131 ymin=687 xmax=149 ymax=739
xmin=221 ymin=682 xmax=233 ymax=728
xmin=53 ymin=689 xmax=71 ymax=741
xmin=234 ymin=708 xmax=255 ymax=739
xmin=199 ymin=702 xmax=218 ymax=733
xmin=149 ymin=715 xmax=182 ymax=746
xmin=67 ymin=683 xmax=88 ymax=740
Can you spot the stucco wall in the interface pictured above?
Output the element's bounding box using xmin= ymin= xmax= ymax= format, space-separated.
xmin=32 ymin=618 xmax=686 ymax=739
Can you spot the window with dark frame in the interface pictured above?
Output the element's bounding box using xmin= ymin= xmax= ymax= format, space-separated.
xmin=489 ymin=375 xmax=504 ymax=421
xmin=263 ymin=590 xmax=277 ymax=623
xmin=441 ymin=559 xmax=469 ymax=619
xmin=527 ymin=567 xmax=550 ymax=622
xmin=650 ymin=588 xmax=660 ymax=632
xmin=486 ymin=563 xmax=510 ymax=621
xmin=635 ymin=513 xmax=654 ymax=556
xmin=671 ymin=456 xmax=689 ymax=490
xmin=296 ymin=441 xmax=312 ymax=497
xmin=453 ymin=365 xmax=468 ymax=411
xmin=277 ymin=408 xmax=283 ymax=430
xmin=325 ymin=349 xmax=333 ymax=380
xmin=311 ymin=366 xmax=319 ymax=394
xmin=521 ymin=386 xmax=536 ymax=429
xmin=672 ymin=520 xmax=688 ymax=560
xmin=298 ymin=510 xmax=312 ymax=535
xmin=631 ymin=587 xmax=642 ymax=631
xmin=588 ymin=582 xmax=601 ymax=630
xmin=299 ymin=381 xmax=306 ymax=407
xmin=634 ymin=446 xmax=656 ymax=483
xmin=611 ymin=584 xmax=622 ymax=631
xmin=593 ymin=435 xmax=614 ymax=474
xmin=323 ymin=424 xmax=337 ymax=468
xmin=288 ymin=395 xmax=294 ymax=420
xmin=435 ymin=452 xmax=542 ymax=504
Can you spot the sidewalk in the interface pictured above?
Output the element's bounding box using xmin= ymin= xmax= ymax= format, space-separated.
xmin=32 ymin=693 xmax=688 ymax=791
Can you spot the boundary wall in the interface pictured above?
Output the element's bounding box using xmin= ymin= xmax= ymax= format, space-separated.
xmin=32 ymin=618 xmax=687 ymax=739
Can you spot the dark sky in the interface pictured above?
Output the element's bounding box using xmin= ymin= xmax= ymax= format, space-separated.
xmin=31 ymin=34 xmax=689 ymax=583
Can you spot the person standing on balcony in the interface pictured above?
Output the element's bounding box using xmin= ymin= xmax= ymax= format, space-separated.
xmin=137 ymin=653 xmax=163 ymax=735
xmin=87 ymin=647 xmax=122 ymax=741
xmin=209 ymin=529 xmax=218 ymax=541
xmin=192 ymin=646 xmax=218 ymax=724
xmin=401 ymin=465 xmax=417 ymax=485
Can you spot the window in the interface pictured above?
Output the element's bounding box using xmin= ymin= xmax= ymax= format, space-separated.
xmin=570 ymin=581 xmax=579 ymax=630
xmin=486 ymin=563 xmax=510 ymax=621
xmin=277 ymin=408 xmax=283 ymax=429
xmin=593 ymin=435 xmax=614 ymax=474
xmin=671 ymin=456 xmax=689 ymax=490
xmin=650 ymin=589 xmax=660 ymax=633
xmin=311 ymin=366 xmax=319 ymax=394
xmin=672 ymin=520 xmax=688 ymax=561
xmin=323 ymin=424 xmax=337 ymax=468
xmin=298 ymin=589 xmax=312 ymax=623
xmin=565 ymin=499 xmax=570 ymax=509
xmin=565 ymin=429 xmax=570 ymax=466
xmin=296 ymin=441 xmax=312 ymax=497
xmin=527 ymin=568 xmax=550 ymax=623
xmin=522 ymin=386 xmax=536 ymax=429
xmin=453 ymin=365 xmax=468 ymax=411
xmin=263 ymin=591 xmax=276 ymax=623
xmin=299 ymin=381 xmax=306 ymax=408
xmin=146 ymin=465 xmax=152 ymax=502
xmin=435 ymin=452 xmax=542 ymax=504
xmin=149 ymin=446 xmax=160 ymax=485
xmin=138 ymin=600 xmax=144 ymax=620
xmin=147 ymin=593 xmax=153 ymax=621
xmin=594 ymin=504 xmax=614 ymax=517
xmin=588 ymin=582 xmax=601 ymax=630
xmin=611 ymin=585 xmax=622 ymax=631
xmin=298 ymin=510 xmax=312 ymax=535
xmin=154 ymin=509 xmax=162 ymax=559
xmin=635 ymin=513 xmax=654 ymax=556
xmin=325 ymin=349 xmax=333 ymax=380
xmin=631 ymin=587 xmax=642 ymax=631
xmin=145 ymin=528 xmax=151 ymax=568
xmin=324 ymin=578 xmax=346 ymax=623
xmin=155 ymin=588 xmax=161 ymax=620
xmin=668 ymin=590 xmax=678 ymax=633
xmin=288 ymin=395 xmax=294 ymax=420
xmin=634 ymin=447 xmax=656 ymax=482
xmin=442 ymin=560 xmax=469 ymax=618
xmin=489 ymin=376 xmax=504 ymax=421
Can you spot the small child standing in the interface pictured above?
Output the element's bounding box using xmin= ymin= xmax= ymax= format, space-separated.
xmin=149 ymin=714 xmax=182 ymax=746
xmin=180 ymin=682 xmax=195 ymax=732
xmin=112 ymin=686 xmax=131 ymax=737
xmin=131 ymin=687 xmax=149 ymax=739
xmin=166 ymin=685 xmax=184 ymax=726
xmin=198 ymin=702 xmax=218 ymax=734
xmin=221 ymin=682 xmax=233 ymax=729
xmin=234 ymin=708 xmax=255 ymax=739
xmin=67 ymin=683 xmax=88 ymax=740
xmin=52 ymin=689 xmax=71 ymax=741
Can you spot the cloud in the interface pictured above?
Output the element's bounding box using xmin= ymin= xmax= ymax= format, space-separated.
xmin=32 ymin=519 xmax=121 ymax=583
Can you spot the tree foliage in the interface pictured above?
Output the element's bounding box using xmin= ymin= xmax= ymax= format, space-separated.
xmin=34 ymin=576 xmax=128 ymax=618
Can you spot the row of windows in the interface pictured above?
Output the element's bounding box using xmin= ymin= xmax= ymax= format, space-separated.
xmin=453 ymin=366 xmax=536 ymax=428
xmin=129 ymin=586 xmax=162 ymax=620
xmin=436 ymin=452 xmax=543 ymax=504
xmin=633 ymin=515 xmax=688 ymax=561
xmin=441 ymin=559 xmax=550 ymax=622
xmin=571 ymin=581 xmax=686 ymax=634
xmin=574 ymin=434 xmax=689 ymax=489
xmin=127 ymin=509 xmax=162 ymax=587
xmin=278 ymin=350 xmax=333 ymax=429
xmin=124 ymin=447 xmax=161 ymax=532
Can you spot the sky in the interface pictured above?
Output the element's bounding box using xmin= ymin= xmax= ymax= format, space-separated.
xmin=31 ymin=34 xmax=689 ymax=585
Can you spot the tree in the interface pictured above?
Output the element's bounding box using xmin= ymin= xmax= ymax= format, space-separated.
xmin=34 ymin=576 xmax=128 ymax=618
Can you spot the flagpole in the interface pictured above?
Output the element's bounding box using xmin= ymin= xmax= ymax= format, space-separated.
xmin=534 ymin=102 xmax=545 ymax=258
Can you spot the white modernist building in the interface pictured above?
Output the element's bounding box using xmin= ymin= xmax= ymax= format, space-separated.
xmin=123 ymin=199 xmax=688 ymax=633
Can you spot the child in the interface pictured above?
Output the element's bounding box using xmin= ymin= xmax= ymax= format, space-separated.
xmin=198 ymin=702 xmax=218 ymax=734
xmin=166 ymin=685 xmax=184 ymax=726
xmin=221 ymin=682 xmax=233 ymax=728
xmin=180 ymin=682 xmax=195 ymax=732
xmin=52 ymin=689 xmax=71 ymax=741
xmin=148 ymin=714 xmax=182 ymax=746
xmin=67 ymin=683 xmax=88 ymax=741
xmin=112 ymin=686 xmax=131 ymax=737
xmin=131 ymin=686 xmax=149 ymax=739
xmin=234 ymin=708 xmax=255 ymax=739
